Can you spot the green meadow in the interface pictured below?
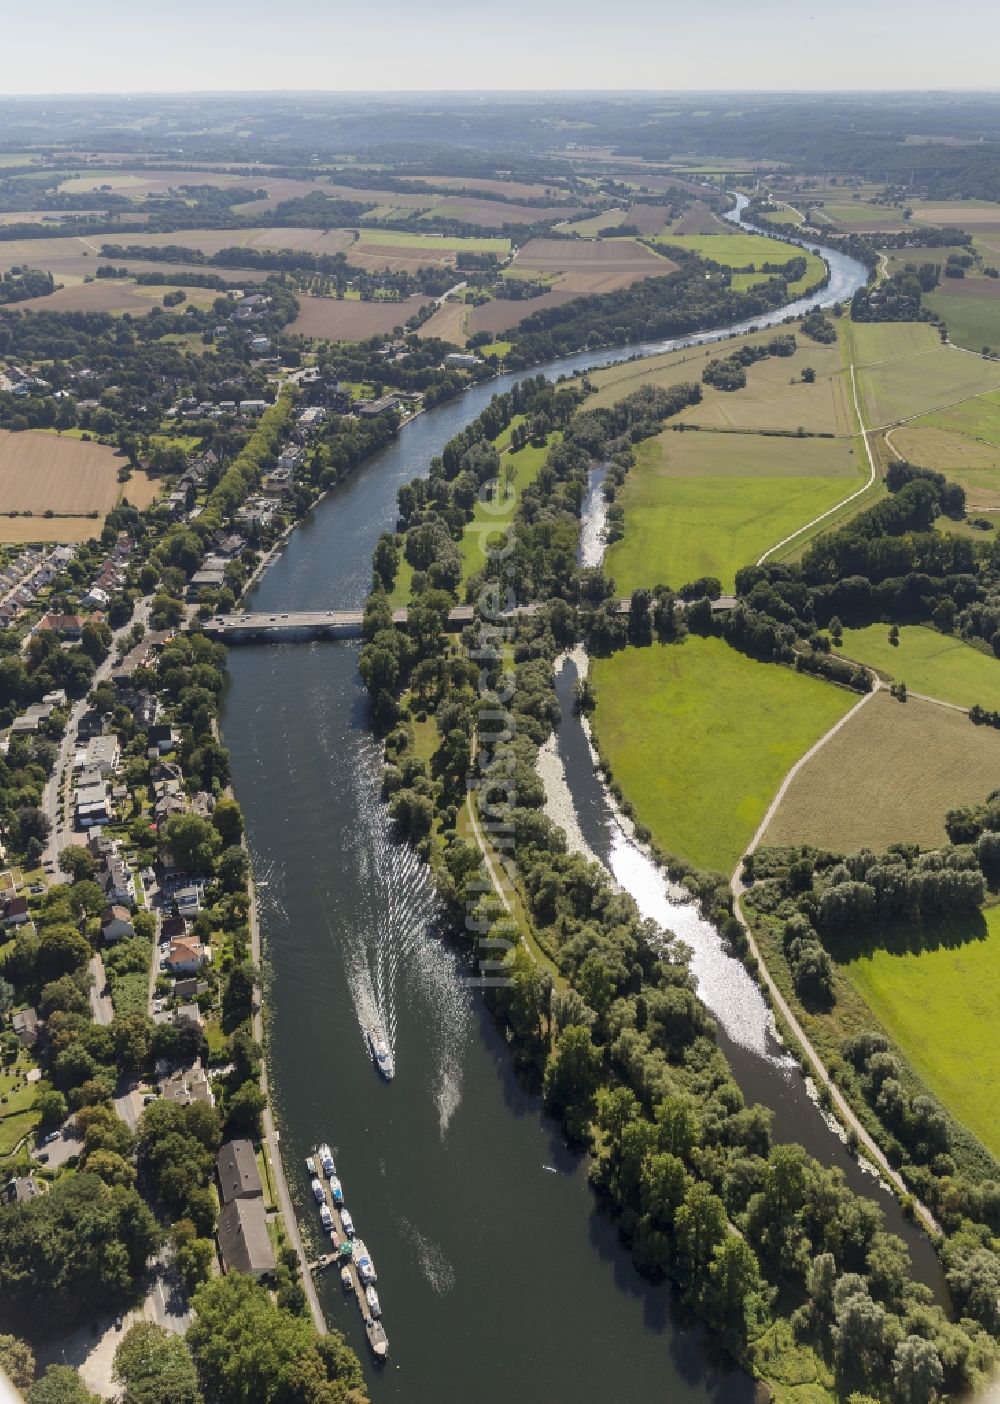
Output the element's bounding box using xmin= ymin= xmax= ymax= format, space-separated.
xmin=838 ymin=623 xmax=1000 ymax=710
xmin=590 ymin=637 xmax=855 ymax=874
xmin=844 ymin=906 xmax=1000 ymax=1158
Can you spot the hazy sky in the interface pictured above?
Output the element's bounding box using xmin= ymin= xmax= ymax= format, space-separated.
xmin=1 ymin=0 xmax=997 ymax=93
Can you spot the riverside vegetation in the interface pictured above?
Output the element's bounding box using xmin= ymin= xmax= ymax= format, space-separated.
xmin=359 ymin=379 xmax=1000 ymax=1402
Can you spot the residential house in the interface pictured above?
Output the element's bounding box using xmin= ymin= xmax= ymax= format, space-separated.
xmin=187 ymin=559 xmax=227 ymax=600
xmin=100 ymin=905 xmax=134 ymax=944
xmin=174 ymin=976 xmax=209 ymax=1000
xmin=217 ymin=1197 xmax=275 ymax=1278
xmin=358 ymin=394 xmax=399 ymax=418
xmin=444 ymin=352 xmax=483 ymax=369
xmin=4 ymin=896 xmax=29 ymax=928
xmin=147 ymin=724 xmax=177 ymax=755
xmin=216 ymin=1139 xmax=263 ymax=1204
xmin=174 ymin=885 xmax=203 ymax=919
xmin=76 ymin=710 xmax=105 ymax=742
xmin=11 ymin=1008 xmax=38 ymax=1048
xmin=159 ymin=1060 xmax=214 ymax=1107
xmin=84 ymin=734 xmax=121 ymax=776
xmin=173 ymin=1003 xmax=204 ymax=1032
xmin=2 ymin=1175 xmax=41 ymax=1205
xmin=166 ymin=937 xmax=209 ymax=975
xmin=102 ymin=853 xmax=134 ymax=905
xmin=38 ymin=613 xmax=83 ymax=640
xmin=160 ymin=914 xmax=189 ymax=943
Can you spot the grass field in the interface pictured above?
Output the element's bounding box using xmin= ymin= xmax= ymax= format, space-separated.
xmin=837 ymin=623 xmax=1000 ymax=708
xmin=887 ymin=423 xmax=1000 ymax=505
xmin=0 ymin=429 xmax=121 ymax=532
xmin=603 ymin=429 xmax=863 ymax=592
xmin=587 ymin=322 xmax=854 ymax=435
xmin=843 ymin=904 xmax=1000 ymax=1158
xmin=457 ymin=425 xmax=557 ymax=578
xmin=354 ymin=228 xmax=508 ymax=254
xmin=289 ymin=293 xmax=430 ymax=340
xmin=652 ymin=231 xmax=801 ymax=265
xmin=925 ymin=277 xmax=1000 ymax=354
xmin=849 ymin=320 xmax=1000 ymax=425
xmin=590 ymin=637 xmax=855 ymax=874
xmin=763 ymin=691 xmax=1000 ymax=852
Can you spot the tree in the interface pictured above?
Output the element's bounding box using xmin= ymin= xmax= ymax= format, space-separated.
xmin=58 ymin=846 xmax=95 ymax=882
xmin=675 ymin=1181 xmax=728 ymax=1280
xmin=0 ymin=1173 xmax=160 ymax=1329
xmin=28 ymin=1366 xmax=100 ymax=1404
xmin=542 ymin=1024 xmax=603 ymax=1139
xmin=892 ymin=1335 xmax=944 ymax=1404
xmin=37 ymin=925 xmax=92 ymax=982
xmin=164 ymin=813 xmax=220 ymax=873
xmin=34 ymin=1087 xmax=68 ymax=1128
xmin=225 ymin=1081 xmax=266 ymax=1138
xmin=113 ymin=1323 xmax=203 ymax=1404
xmin=0 ymin=1333 xmax=35 ymax=1393
xmin=211 ymin=797 xmax=244 ymax=846
xmin=705 ymin=1235 xmax=764 ymax=1333
xmin=16 ymin=806 xmax=50 ymax=848
xmin=188 ymin=1275 xmax=365 ymax=1404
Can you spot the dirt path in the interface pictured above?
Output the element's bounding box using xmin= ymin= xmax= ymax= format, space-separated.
xmin=757 ymin=358 xmax=877 ymax=565
xmin=728 ymin=682 xmax=941 ymax=1238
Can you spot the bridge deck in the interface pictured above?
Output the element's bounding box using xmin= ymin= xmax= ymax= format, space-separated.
xmin=202 ymin=597 xmax=734 ymax=642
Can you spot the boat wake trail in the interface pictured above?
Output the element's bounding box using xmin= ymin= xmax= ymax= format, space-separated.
xmin=339 ymin=739 xmax=472 ymax=1132
xmin=395 ymin=1213 xmax=456 ymax=1296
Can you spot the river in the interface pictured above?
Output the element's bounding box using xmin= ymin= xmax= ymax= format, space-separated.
xmin=219 ymin=207 xmax=935 ymax=1402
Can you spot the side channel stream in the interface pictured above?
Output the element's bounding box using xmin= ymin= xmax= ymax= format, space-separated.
xmin=219 ymin=206 xmax=940 ymax=1404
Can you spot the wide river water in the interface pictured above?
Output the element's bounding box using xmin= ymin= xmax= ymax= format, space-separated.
xmin=220 ymin=204 xmax=938 ymax=1402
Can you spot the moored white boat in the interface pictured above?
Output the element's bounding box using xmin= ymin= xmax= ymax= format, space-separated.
xmin=317 ymin=1142 xmax=336 ymax=1177
xmin=310 ymin=1177 xmax=324 ymax=1204
xmin=340 ymin=1264 xmax=353 ymax=1289
xmin=340 ymin=1208 xmax=355 ymax=1236
xmin=365 ymin=1283 xmax=381 ymax=1317
xmin=353 ymin=1238 xmax=376 ymax=1283
xmin=329 ymin=1175 xmax=344 ymax=1204
xmin=305 ymin=1155 xmax=317 ymax=1177
xmin=319 ymin=1203 xmax=333 ymax=1231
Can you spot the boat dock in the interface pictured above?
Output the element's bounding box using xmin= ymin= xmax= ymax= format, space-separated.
xmin=308 ymin=1147 xmax=388 ymax=1360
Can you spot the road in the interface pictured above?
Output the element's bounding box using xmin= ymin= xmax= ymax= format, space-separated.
xmin=42 ymin=597 xmax=151 ymax=871
xmin=248 ymin=873 xmax=327 ymax=1334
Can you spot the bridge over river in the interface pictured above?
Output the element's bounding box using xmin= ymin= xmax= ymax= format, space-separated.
xmin=202 ymin=596 xmax=736 ymax=642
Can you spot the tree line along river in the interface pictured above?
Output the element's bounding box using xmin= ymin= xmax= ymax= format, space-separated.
xmin=219 ymin=211 xmax=939 ymax=1402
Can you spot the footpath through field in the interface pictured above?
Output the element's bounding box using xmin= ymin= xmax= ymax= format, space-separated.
xmin=729 ymin=682 xmax=941 ymax=1238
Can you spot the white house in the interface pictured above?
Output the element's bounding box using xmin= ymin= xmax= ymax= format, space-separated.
xmin=100 ymin=905 xmax=134 ymax=944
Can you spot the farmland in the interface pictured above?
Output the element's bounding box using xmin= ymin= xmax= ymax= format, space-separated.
xmin=414 ymin=298 xmax=469 ymax=343
xmin=837 ymin=623 xmax=1000 ymax=709
xmin=0 ymin=429 xmax=122 ymax=537
xmin=590 ymin=636 xmax=855 ymax=874
xmin=844 ymin=904 xmax=1000 ymax=1158
xmin=762 ymin=691 xmax=1000 ymax=852
xmin=586 ymin=321 xmax=852 ymax=437
xmin=603 ymin=428 xmax=863 ymax=592
xmin=849 ymin=319 xmax=1000 ymax=425
xmin=924 ymin=275 xmax=1000 ymax=353
xmin=887 ymin=423 xmax=1000 ymax=504
xmin=289 ymin=293 xmax=431 ymax=340
xmin=15 ymin=280 xmax=220 ymax=316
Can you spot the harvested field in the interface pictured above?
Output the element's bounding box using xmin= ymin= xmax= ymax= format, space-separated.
xmin=912 ymin=201 xmax=1000 ymax=230
xmin=289 ymin=293 xmax=430 ymax=341
xmin=121 ymin=470 xmax=162 ymax=510
xmin=587 ymin=323 xmax=851 ymax=434
xmin=87 ymin=226 xmax=358 ymax=258
xmin=670 ymin=202 xmax=728 ymax=235
xmin=415 ymin=298 xmax=468 ymax=343
xmin=555 ymin=209 xmax=628 ymax=237
xmin=15 ymin=280 xmax=218 ymax=316
xmin=399 ymin=174 xmax=569 ymax=201
xmin=417 ymin=199 xmax=571 ymax=227
xmin=888 ymin=424 xmax=1000 ymax=505
xmin=762 ymin=692 xmax=1000 ymax=853
xmin=515 ymin=236 xmax=674 ymax=286
xmin=467 ymin=288 xmax=578 ymax=336
xmin=626 ymin=205 xmax=674 ymax=236
xmin=925 ymin=279 xmax=1000 ymax=354
xmin=0 ymin=517 xmax=104 ymax=544
xmin=0 ymin=429 xmax=121 ymax=519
